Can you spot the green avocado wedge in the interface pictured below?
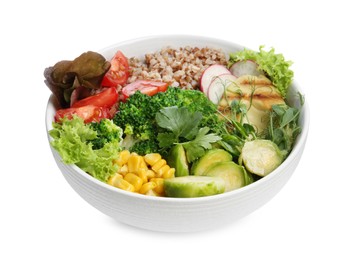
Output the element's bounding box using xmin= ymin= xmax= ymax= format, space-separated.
xmin=164 ymin=176 xmax=225 ymax=198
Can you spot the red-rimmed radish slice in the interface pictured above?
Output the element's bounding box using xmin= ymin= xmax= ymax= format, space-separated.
xmin=200 ymin=64 xmax=231 ymax=95
xmin=208 ymin=74 xmax=237 ymax=104
xmin=229 ymin=60 xmax=264 ymax=77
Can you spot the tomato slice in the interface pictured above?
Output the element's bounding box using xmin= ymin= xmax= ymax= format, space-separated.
xmin=55 ymin=105 xmax=111 ymax=123
xmin=71 ymin=87 xmax=118 ymax=108
xmin=122 ymin=80 xmax=169 ymax=100
xmin=101 ymin=51 xmax=130 ymax=87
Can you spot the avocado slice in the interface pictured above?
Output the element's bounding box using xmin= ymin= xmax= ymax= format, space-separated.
xmin=191 ymin=149 xmax=232 ymax=176
xmin=204 ymin=161 xmax=247 ymax=192
xmin=167 ymin=144 xmax=189 ymax=177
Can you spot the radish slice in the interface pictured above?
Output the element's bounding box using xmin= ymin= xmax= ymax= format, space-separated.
xmin=208 ymin=74 xmax=237 ymax=104
xmin=229 ymin=60 xmax=264 ymax=77
xmin=200 ymin=64 xmax=231 ymax=95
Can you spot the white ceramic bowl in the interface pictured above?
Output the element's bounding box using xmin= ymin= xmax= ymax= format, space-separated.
xmin=45 ymin=35 xmax=309 ymax=232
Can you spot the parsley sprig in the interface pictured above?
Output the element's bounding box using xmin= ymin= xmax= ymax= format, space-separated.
xmin=156 ymin=106 xmax=221 ymax=162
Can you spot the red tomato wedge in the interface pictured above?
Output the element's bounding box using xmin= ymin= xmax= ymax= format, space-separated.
xmin=71 ymin=87 xmax=118 ymax=108
xmin=101 ymin=51 xmax=130 ymax=87
xmin=122 ymin=80 xmax=169 ymax=100
xmin=55 ymin=105 xmax=111 ymax=123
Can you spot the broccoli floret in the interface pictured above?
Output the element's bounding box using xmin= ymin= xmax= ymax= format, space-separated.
xmin=89 ymin=119 xmax=123 ymax=150
xmin=113 ymin=87 xmax=225 ymax=155
xmin=131 ymin=139 xmax=160 ymax=156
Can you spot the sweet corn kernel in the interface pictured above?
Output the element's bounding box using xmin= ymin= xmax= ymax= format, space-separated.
xmin=144 ymin=153 xmax=162 ymax=166
xmin=108 ymin=175 xmax=135 ymax=192
xmin=107 ymin=173 xmax=120 ymax=186
xmin=145 ymin=189 xmax=159 ymax=196
xmin=124 ymin=173 xmax=143 ymax=192
xmin=162 ymin=168 xmax=175 ymax=179
xmin=137 ymin=168 xmax=148 ymax=183
xmin=127 ymin=154 xmax=142 ymax=174
xmin=115 ymin=150 xmax=131 ymax=167
xmin=146 ymin=169 xmax=155 ymax=179
xmin=139 ymin=181 xmax=157 ymax=194
xmin=156 ymin=165 xmax=170 ymax=178
xmin=118 ymin=164 xmax=128 ymax=175
xmin=139 ymin=156 xmax=148 ymax=170
xmin=152 ymin=159 xmax=167 ymax=174
xmin=151 ymin=178 xmax=164 ymax=195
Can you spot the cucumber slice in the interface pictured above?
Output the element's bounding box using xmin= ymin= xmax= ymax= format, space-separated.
xmin=204 ymin=161 xmax=246 ymax=192
xmin=164 ymin=176 xmax=225 ymax=198
xmin=241 ymin=140 xmax=284 ymax=177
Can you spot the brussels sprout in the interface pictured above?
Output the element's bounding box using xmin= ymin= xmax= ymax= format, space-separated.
xmin=241 ymin=140 xmax=284 ymax=177
xmin=164 ymin=176 xmax=225 ymax=198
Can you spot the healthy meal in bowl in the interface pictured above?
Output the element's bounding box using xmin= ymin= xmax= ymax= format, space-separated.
xmin=45 ymin=44 xmax=303 ymax=198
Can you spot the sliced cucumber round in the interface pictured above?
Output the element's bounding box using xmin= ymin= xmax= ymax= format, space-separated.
xmin=241 ymin=139 xmax=284 ymax=177
xmin=164 ymin=176 xmax=225 ymax=198
xmin=204 ymin=161 xmax=246 ymax=192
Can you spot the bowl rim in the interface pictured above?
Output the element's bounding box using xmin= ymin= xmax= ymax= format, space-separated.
xmin=46 ymin=34 xmax=310 ymax=203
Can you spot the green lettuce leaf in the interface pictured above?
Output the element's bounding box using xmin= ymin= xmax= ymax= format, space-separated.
xmin=229 ymin=46 xmax=294 ymax=97
xmin=49 ymin=116 xmax=119 ymax=182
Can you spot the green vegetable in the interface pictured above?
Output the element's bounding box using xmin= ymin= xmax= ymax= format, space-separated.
xmin=216 ymin=99 xmax=258 ymax=157
xmin=44 ymin=51 xmax=111 ymax=108
xmin=191 ymin=149 xmax=232 ymax=176
xmin=265 ymin=102 xmax=302 ymax=155
xmin=229 ymin=46 xmax=293 ymax=97
xmin=156 ymin=106 xmax=222 ymax=162
xmin=156 ymin=106 xmax=202 ymax=143
xmin=203 ymin=161 xmax=247 ymax=192
xmin=241 ymin=139 xmax=284 ymax=177
xmin=113 ymin=87 xmax=224 ymax=156
xmin=167 ymin=144 xmax=190 ymax=177
xmin=49 ymin=116 xmax=121 ymax=182
xmin=89 ymin=119 xmax=123 ymax=150
xmin=164 ymin=176 xmax=225 ymax=198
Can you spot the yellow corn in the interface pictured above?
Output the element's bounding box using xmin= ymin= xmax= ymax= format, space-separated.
xmin=115 ymin=150 xmax=131 ymax=167
xmin=139 ymin=181 xmax=157 ymax=194
xmin=151 ymin=178 xmax=165 ymax=195
xmin=108 ymin=174 xmax=135 ymax=192
xmin=144 ymin=153 xmax=162 ymax=166
xmin=146 ymin=169 xmax=156 ymax=179
xmin=162 ymin=168 xmax=175 ymax=179
xmin=127 ymin=154 xmax=143 ymax=174
xmin=110 ymin=150 xmax=177 ymax=196
xmin=139 ymin=156 xmax=148 ymax=170
xmin=152 ymin=159 xmax=167 ymax=174
xmin=124 ymin=173 xmax=143 ymax=192
xmin=156 ymin=165 xmax=170 ymax=178
xmin=118 ymin=164 xmax=128 ymax=175
xmin=137 ymin=168 xmax=148 ymax=183
xmin=108 ymin=173 xmax=122 ymax=186
xmin=146 ymin=190 xmax=159 ymax=196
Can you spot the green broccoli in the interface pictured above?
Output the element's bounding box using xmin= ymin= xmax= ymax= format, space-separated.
xmin=113 ymin=87 xmax=225 ymax=156
xmin=89 ymin=119 xmax=123 ymax=150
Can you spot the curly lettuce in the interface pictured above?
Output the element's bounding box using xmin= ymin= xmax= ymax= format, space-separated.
xmin=49 ymin=116 xmax=122 ymax=182
xmin=229 ymin=46 xmax=294 ymax=97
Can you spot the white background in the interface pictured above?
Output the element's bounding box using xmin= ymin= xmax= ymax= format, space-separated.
xmin=1 ymin=0 xmax=358 ymax=259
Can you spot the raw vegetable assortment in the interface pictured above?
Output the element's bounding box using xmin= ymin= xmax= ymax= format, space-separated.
xmin=45 ymin=44 xmax=303 ymax=198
